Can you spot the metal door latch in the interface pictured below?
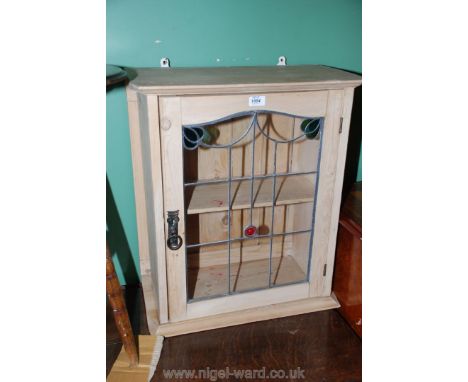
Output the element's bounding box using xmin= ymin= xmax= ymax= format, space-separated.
xmin=166 ymin=210 xmax=183 ymax=250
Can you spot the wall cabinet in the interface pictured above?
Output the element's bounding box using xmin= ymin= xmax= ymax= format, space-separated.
xmin=126 ymin=65 xmax=361 ymax=336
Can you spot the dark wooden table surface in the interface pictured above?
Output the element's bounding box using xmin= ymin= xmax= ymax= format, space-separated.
xmin=152 ymin=309 xmax=361 ymax=382
xmin=107 ymin=286 xmax=361 ymax=381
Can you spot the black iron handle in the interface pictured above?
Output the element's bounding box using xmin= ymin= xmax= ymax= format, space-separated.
xmin=166 ymin=210 xmax=183 ymax=250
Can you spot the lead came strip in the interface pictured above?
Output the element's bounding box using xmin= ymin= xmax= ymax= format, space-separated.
xmin=185 ymin=228 xmax=315 ymax=249
xmin=227 ymin=146 xmax=232 ymax=294
xmin=268 ymin=142 xmax=278 ymax=287
xmin=306 ymin=118 xmax=325 ymax=281
xmin=249 ymin=113 xmax=257 ymax=228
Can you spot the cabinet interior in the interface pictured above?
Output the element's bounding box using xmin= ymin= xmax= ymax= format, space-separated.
xmin=183 ymin=111 xmax=323 ymax=301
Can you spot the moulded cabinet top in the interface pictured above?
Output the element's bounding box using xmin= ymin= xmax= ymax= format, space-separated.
xmin=128 ymin=65 xmax=361 ymax=95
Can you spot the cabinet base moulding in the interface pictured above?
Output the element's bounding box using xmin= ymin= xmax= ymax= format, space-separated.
xmin=155 ymin=293 xmax=340 ymax=337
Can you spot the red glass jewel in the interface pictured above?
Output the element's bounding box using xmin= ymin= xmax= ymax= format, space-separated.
xmin=244 ymin=225 xmax=257 ymax=237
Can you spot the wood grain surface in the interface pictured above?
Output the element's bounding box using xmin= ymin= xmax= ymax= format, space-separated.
xmin=187 ymin=176 xmax=314 ymax=214
xmin=107 ymin=286 xmax=361 ymax=381
xmin=333 ymin=182 xmax=362 ymax=337
xmin=130 ymin=65 xmax=361 ymax=95
xmin=152 ymin=309 xmax=361 ymax=382
xmin=106 ymin=242 xmax=138 ymax=367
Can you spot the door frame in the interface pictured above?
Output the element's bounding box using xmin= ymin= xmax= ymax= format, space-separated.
xmin=159 ymin=90 xmax=348 ymax=322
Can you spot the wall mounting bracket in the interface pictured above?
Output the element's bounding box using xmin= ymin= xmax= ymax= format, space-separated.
xmin=277 ymin=56 xmax=287 ymax=66
xmin=160 ymin=57 xmax=170 ymax=68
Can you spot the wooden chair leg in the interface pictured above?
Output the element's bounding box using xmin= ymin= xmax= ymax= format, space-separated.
xmin=106 ymin=241 xmax=138 ymax=366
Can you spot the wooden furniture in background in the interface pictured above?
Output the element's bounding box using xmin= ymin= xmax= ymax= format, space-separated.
xmin=106 ymin=242 xmax=138 ymax=366
xmin=107 ymin=65 xmax=138 ymax=366
xmin=108 ymin=335 xmax=161 ymax=382
xmin=126 ymin=65 xmax=361 ymax=336
xmin=332 ymin=182 xmax=362 ymax=337
xmin=107 ymin=64 xmax=128 ymax=89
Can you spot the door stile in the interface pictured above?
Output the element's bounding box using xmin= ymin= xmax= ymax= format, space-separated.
xmin=309 ymin=90 xmax=344 ymax=297
xmin=159 ymin=96 xmax=188 ymax=321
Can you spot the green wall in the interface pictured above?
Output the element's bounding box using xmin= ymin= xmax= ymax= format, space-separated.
xmin=107 ymin=0 xmax=362 ymax=284
xmin=357 ymin=146 xmax=362 ymax=181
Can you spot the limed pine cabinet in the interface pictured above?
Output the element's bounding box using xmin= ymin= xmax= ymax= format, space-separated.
xmin=126 ymin=65 xmax=361 ymax=336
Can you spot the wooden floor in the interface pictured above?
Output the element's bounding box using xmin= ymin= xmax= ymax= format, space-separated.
xmin=107 ymin=285 xmax=361 ymax=381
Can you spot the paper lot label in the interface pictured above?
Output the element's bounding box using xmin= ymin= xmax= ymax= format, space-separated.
xmin=249 ymin=95 xmax=266 ymax=107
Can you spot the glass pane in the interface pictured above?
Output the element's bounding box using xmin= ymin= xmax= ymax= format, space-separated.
xmin=281 ymin=201 xmax=314 ymax=233
xmin=183 ymin=111 xmax=323 ymax=302
xmin=185 ymin=210 xmax=229 ymax=247
xmin=270 ymin=232 xmax=311 ymax=287
xmin=187 ymin=243 xmax=229 ymax=301
xmin=183 ymin=114 xmax=253 ymax=183
xmin=229 ymin=238 xmax=270 ymax=294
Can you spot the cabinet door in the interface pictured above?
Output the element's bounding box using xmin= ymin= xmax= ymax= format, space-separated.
xmin=159 ymin=90 xmax=346 ymax=321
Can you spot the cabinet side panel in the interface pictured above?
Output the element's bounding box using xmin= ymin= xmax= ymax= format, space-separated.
xmin=138 ymin=93 xmax=169 ymax=323
xmin=126 ymin=89 xmax=159 ymax=333
xmin=159 ymin=96 xmax=188 ymax=321
xmin=309 ymin=90 xmax=344 ymax=297
xmin=322 ymin=87 xmax=355 ymax=295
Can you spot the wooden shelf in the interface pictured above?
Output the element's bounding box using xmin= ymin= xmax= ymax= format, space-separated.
xmin=188 ymin=256 xmax=306 ymax=301
xmin=187 ymin=175 xmax=315 ymax=214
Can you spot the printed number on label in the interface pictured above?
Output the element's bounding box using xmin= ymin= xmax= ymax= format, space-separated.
xmin=249 ymin=96 xmax=266 ymax=107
